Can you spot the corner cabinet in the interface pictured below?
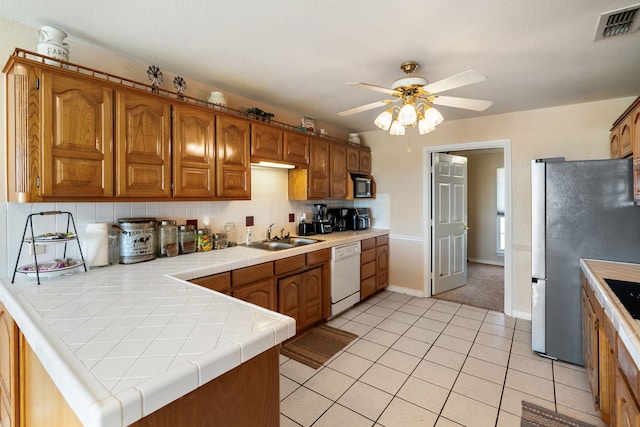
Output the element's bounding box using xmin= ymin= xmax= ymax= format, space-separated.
xmin=610 ymin=97 xmax=640 ymax=204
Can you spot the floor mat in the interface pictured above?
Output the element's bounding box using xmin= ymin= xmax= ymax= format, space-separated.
xmin=521 ymin=401 xmax=597 ymax=427
xmin=280 ymin=324 xmax=358 ymax=369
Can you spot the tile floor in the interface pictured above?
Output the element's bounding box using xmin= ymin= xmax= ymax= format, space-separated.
xmin=279 ymin=290 xmax=607 ymax=427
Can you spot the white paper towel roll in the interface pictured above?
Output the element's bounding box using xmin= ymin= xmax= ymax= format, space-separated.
xmin=84 ymin=223 xmax=109 ymax=267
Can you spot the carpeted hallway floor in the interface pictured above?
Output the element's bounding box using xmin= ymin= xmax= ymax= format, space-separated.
xmin=432 ymin=262 xmax=504 ymax=312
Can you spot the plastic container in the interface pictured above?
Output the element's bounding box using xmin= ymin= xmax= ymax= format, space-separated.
xmin=158 ymin=220 xmax=179 ymax=257
xmin=179 ymin=225 xmax=196 ymax=254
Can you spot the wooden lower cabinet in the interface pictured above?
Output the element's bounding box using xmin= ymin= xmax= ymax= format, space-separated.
xmin=0 ymin=303 xmax=19 ymax=427
xmin=278 ymin=267 xmax=322 ymax=333
xmin=616 ymin=368 xmax=640 ymax=427
xmin=190 ymin=272 xmax=231 ymax=294
xmin=232 ymin=278 xmax=277 ymax=311
xmin=360 ymin=235 xmax=390 ymax=300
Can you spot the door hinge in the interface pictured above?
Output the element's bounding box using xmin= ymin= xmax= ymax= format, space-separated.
xmin=35 ymin=78 xmax=40 ymax=90
xmin=36 ymin=176 xmax=40 ymax=188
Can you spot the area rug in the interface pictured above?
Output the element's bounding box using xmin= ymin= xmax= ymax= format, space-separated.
xmin=433 ymin=262 xmax=504 ymax=312
xmin=280 ymin=324 xmax=358 ymax=369
xmin=521 ymin=401 xmax=597 ymax=427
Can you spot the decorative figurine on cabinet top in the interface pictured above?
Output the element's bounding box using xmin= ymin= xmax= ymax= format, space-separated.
xmin=147 ymin=65 xmax=163 ymax=92
xmin=173 ymin=76 xmax=186 ymax=100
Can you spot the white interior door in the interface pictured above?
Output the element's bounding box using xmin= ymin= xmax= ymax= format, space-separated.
xmin=432 ymin=152 xmax=468 ymax=294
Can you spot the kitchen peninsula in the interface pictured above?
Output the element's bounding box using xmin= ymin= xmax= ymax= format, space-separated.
xmin=0 ymin=229 xmax=388 ymax=427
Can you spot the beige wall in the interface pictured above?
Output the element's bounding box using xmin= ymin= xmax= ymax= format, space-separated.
xmin=362 ymin=97 xmax=636 ymax=316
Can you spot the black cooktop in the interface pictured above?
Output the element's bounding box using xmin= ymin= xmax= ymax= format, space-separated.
xmin=603 ymin=278 xmax=640 ymax=320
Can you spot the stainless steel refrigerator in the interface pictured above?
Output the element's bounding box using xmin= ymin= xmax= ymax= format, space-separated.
xmin=531 ymin=157 xmax=640 ymax=365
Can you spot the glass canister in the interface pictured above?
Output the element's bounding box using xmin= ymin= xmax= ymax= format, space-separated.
xmin=213 ymin=231 xmax=228 ymax=250
xmin=158 ymin=220 xmax=179 ymax=257
xmin=179 ymin=225 xmax=196 ymax=254
xmin=224 ymin=222 xmax=238 ymax=247
xmin=197 ymin=228 xmax=213 ymax=252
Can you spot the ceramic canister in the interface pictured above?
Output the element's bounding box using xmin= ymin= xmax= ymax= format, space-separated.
xmin=37 ymin=26 xmax=69 ymax=63
xmin=208 ymin=91 xmax=227 ymax=106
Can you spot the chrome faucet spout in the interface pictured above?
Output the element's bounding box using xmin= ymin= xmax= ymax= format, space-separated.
xmin=267 ymin=223 xmax=275 ymax=240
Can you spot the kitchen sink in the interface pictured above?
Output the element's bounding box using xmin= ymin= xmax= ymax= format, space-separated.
xmin=247 ymin=237 xmax=322 ymax=251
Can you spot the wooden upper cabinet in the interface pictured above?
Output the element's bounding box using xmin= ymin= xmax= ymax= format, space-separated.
xmin=283 ymin=131 xmax=309 ymax=166
xmin=347 ymin=146 xmax=372 ymax=174
xmin=633 ymin=105 xmax=640 ymax=203
xmin=308 ymin=138 xmax=330 ymax=199
xmin=172 ymin=104 xmax=216 ymax=198
xmin=41 ymin=72 xmax=114 ymax=198
xmin=330 ymin=142 xmax=347 ymax=198
xmin=251 ymin=123 xmax=282 ymax=161
xmin=360 ymin=149 xmax=372 ymax=174
xmin=620 ymin=115 xmax=633 ymax=159
xmin=610 ymin=127 xmax=620 ymax=159
xmin=115 ymin=90 xmax=171 ymax=197
xmin=216 ymin=115 xmax=251 ymax=199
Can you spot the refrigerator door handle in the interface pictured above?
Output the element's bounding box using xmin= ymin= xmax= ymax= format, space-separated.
xmin=531 ymin=278 xmax=546 ymax=353
xmin=531 ymin=160 xmax=546 ymax=279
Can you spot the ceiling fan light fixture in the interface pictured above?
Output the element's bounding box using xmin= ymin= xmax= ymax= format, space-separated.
xmin=418 ymin=118 xmax=435 ymax=135
xmin=398 ymin=103 xmax=418 ymax=126
xmin=374 ymin=110 xmax=393 ymax=130
xmin=389 ymin=119 xmax=406 ymax=135
xmin=423 ymin=107 xmax=444 ymax=126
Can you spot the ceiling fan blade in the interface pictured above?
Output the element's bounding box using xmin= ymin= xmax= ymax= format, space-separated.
xmin=337 ymin=99 xmax=398 ymax=116
xmin=431 ymin=95 xmax=493 ymax=111
xmin=423 ymin=70 xmax=488 ymax=94
xmin=347 ymin=82 xmax=398 ymax=95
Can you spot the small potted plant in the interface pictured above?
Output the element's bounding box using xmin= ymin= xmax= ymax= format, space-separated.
xmin=246 ymin=107 xmax=275 ymax=122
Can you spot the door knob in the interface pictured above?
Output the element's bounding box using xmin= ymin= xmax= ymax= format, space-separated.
xmin=463 ymin=225 xmax=470 ymax=230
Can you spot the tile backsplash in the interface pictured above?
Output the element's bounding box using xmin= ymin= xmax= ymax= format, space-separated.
xmin=3 ymin=167 xmax=390 ymax=279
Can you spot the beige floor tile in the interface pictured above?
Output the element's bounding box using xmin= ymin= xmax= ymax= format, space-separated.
xmin=363 ymin=327 xmax=401 ymax=347
xmin=423 ymin=309 xmax=455 ymax=323
xmin=386 ymin=292 xmax=413 ymax=303
xmin=424 ymin=345 xmax=467 ymax=371
xmin=305 ymin=367 xmax=356 ymax=400
xmin=434 ymin=417 xmax=464 ymax=426
xmin=338 ymin=381 xmax=393 ymax=421
xmin=499 ymin=387 xmax=555 ymax=417
xmin=510 ymin=339 xmax=542 ymax=360
xmin=397 ymin=376 xmax=450 ymax=413
xmin=512 ymin=329 xmax=531 ymax=344
xmin=398 ymin=303 xmax=428 ymax=317
xmin=391 ymin=336 xmax=431 ymax=358
xmin=456 ymin=307 xmax=487 ymax=321
xmin=280 ymin=374 xmax=300 ymax=401
xmin=377 ymin=318 xmax=412 ymax=335
xmin=352 ymin=311 xmax=386 ymax=327
xmin=442 ymin=323 xmax=478 ymax=341
xmin=280 ymin=386 xmax=333 ymax=426
xmin=340 ymin=307 xmax=363 ymax=318
xmin=496 ymin=410 xmax=521 ymax=427
xmin=328 ymin=351 xmax=374 ymax=379
xmin=555 ymin=382 xmax=600 ymax=416
xmin=479 ymin=322 xmax=514 ymax=339
xmin=505 ymin=369 xmax=555 ymax=401
xmin=406 ymin=297 xmax=436 ymax=309
xmin=404 ymin=325 xmax=441 ymax=344
xmin=280 ymin=358 xmax=318 ymax=384
xmin=412 ymin=359 xmax=460 ymax=390
xmin=553 ymin=363 xmax=590 ymax=391
xmin=340 ymin=320 xmax=374 ymax=337
xmin=326 ymin=316 xmax=349 ymax=329
xmin=508 ymin=353 xmax=553 ymax=380
xmin=280 ymin=353 xmax=290 ymax=365
xmin=469 ymin=342 xmax=510 ymax=366
xmin=377 ymin=348 xmax=421 ymax=374
xmin=462 ymin=356 xmax=507 ymax=385
xmin=431 ymin=300 xmax=461 ymax=314
xmin=360 ymin=363 xmax=409 ymax=394
xmin=413 ymin=317 xmax=448 ymax=333
xmin=378 ymin=397 xmax=439 ymax=427
xmin=556 ymin=404 xmax=608 ymax=427
xmin=449 ymin=315 xmax=482 ymax=331
xmin=484 ymin=313 xmax=516 ymax=328
xmin=280 ymin=414 xmax=300 ymax=427
xmin=366 ymin=305 xmax=395 ymax=318
xmin=441 ymin=392 xmax=498 ymax=427
xmin=474 ymin=331 xmax=512 ymax=352
xmin=312 ymin=403 xmax=375 ymax=427
xmin=453 ymin=372 xmax=503 ymax=408
xmin=515 ymin=318 xmax=532 ymax=332
xmin=347 ymin=338 xmax=388 ymax=361
xmin=388 ymin=310 xmax=419 ymax=325
xmin=433 ymin=334 xmax=473 ymax=355
xmin=376 ymin=299 xmax=404 ymax=310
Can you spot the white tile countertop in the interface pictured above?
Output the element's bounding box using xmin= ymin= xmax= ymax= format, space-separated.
xmin=0 ymin=228 xmax=389 ymax=427
xmin=580 ymin=259 xmax=640 ymax=369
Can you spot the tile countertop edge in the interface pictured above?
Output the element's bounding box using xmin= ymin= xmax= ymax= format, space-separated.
xmin=580 ymin=258 xmax=640 ymax=369
xmin=0 ymin=228 xmax=389 ymax=426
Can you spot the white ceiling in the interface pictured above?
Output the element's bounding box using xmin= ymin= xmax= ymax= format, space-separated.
xmin=1 ymin=0 xmax=639 ymax=133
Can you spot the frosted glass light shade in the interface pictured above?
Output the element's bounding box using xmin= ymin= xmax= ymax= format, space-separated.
xmin=389 ymin=120 xmax=405 ymax=135
xmin=374 ymin=110 xmax=393 ymax=130
xmin=418 ymin=118 xmax=436 ymax=135
xmin=423 ymin=107 xmax=444 ymax=126
xmin=398 ymin=104 xmax=417 ymax=126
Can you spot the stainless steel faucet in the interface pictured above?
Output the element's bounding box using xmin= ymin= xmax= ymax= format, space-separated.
xmin=267 ymin=223 xmax=275 ymax=240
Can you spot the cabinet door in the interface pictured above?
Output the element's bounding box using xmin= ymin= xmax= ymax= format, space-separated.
xmin=376 ymin=244 xmax=389 ymax=289
xmin=190 ymin=272 xmax=230 ymax=294
xmin=620 ymin=116 xmax=633 ymax=158
xmin=611 ymin=127 xmax=621 ymax=159
xmin=359 ymin=149 xmax=372 ymax=174
xmin=216 ymin=115 xmax=251 ymax=199
xmin=232 ymin=278 xmax=276 ymax=311
xmin=116 ymin=90 xmax=171 ymax=197
xmin=582 ymin=286 xmax=599 ymax=409
xmin=347 ymin=146 xmax=360 ymax=172
xmin=278 ymin=274 xmax=301 ymax=329
xmin=283 ymin=132 xmax=309 ymax=165
xmin=41 ymin=72 xmax=114 ymax=198
xmin=173 ymin=104 xmax=216 ymax=198
xmin=330 ymin=142 xmax=347 ymax=198
xmin=616 ymin=369 xmax=640 ymax=427
xmin=301 ymin=267 xmax=322 ymax=329
xmin=0 ymin=303 xmax=18 ymax=427
xmin=308 ymin=138 xmax=330 ymax=199
xmin=251 ymin=123 xmax=282 ymax=161
xmin=632 ymin=106 xmax=640 ymax=203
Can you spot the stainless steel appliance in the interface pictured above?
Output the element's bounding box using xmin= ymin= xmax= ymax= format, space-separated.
xmin=312 ymin=203 xmax=332 ymax=234
xmin=531 ymin=158 xmax=640 ymax=365
xmin=331 ymin=241 xmax=361 ymax=316
xmin=345 ymin=208 xmax=370 ymax=230
xmin=352 ymin=175 xmax=372 ymax=198
xmin=297 ymin=222 xmax=316 ymax=236
xmin=327 ymin=208 xmax=349 ymax=231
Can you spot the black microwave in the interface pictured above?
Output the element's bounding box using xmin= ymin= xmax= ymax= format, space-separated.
xmin=352 ymin=175 xmax=372 ymax=198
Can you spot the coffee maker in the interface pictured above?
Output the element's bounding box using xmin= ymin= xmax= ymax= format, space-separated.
xmin=327 ymin=208 xmax=349 ymax=231
xmin=312 ymin=204 xmax=332 ymax=234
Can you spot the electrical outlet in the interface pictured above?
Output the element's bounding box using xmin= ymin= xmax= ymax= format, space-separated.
xmin=288 ymin=213 xmax=295 ymax=223
xmin=246 ymin=216 xmax=254 ymax=227
xmin=29 ymin=243 xmax=45 ymax=255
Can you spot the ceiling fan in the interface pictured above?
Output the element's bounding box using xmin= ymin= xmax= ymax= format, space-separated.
xmin=338 ymin=61 xmax=492 ymax=135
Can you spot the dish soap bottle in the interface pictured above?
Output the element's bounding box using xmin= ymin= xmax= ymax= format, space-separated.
xmin=245 ymin=227 xmax=252 ymax=245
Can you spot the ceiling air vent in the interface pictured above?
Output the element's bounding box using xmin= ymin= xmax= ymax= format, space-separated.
xmin=594 ymin=4 xmax=640 ymax=40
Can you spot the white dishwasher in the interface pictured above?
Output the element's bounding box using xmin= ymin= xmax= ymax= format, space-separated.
xmin=330 ymin=241 xmax=361 ymax=316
